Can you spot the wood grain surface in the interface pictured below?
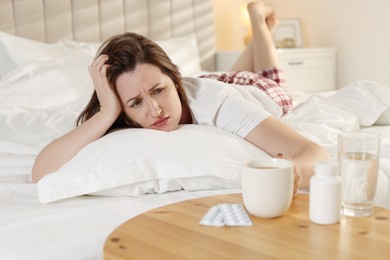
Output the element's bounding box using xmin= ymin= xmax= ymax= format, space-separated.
xmin=104 ymin=193 xmax=390 ymax=259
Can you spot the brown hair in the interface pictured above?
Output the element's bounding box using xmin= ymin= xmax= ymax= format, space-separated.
xmin=76 ymin=32 xmax=187 ymax=133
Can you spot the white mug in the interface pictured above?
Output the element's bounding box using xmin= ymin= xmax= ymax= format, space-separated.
xmin=242 ymin=158 xmax=294 ymax=218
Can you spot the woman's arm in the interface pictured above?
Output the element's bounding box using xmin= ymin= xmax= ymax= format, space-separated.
xmin=31 ymin=111 xmax=118 ymax=183
xmin=245 ymin=116 xmax=331 ymax=191
xmin=31 ymin=55 xmax=121 ymax=183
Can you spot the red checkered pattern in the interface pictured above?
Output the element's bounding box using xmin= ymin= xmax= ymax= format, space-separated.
xmin=199 ymin=67 xmax=293 ymax=115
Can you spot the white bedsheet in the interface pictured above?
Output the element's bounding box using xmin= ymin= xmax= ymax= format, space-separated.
xmin=1 ymin=85 xmax=390 ymax=259
xmin=0 ymin=169 xmax=238 ymax=259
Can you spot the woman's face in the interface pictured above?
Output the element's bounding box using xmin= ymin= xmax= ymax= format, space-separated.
xmin=115 ymin=63 xmax=182 ymax=131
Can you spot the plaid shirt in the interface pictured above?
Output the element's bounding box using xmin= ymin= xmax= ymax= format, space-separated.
xmin=199 ymin=67 xmax=293 ymax=115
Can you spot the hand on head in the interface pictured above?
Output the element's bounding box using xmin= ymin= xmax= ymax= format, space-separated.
xmin=88 ymin=55 xmax=122 ymax=118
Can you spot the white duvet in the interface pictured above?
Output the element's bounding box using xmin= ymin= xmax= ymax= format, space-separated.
xmin=1 ymin=31 xmax=390 ymax=260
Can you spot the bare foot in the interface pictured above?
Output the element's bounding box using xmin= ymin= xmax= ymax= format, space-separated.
xmin=247 ymin=2 xmax=278 ymax=32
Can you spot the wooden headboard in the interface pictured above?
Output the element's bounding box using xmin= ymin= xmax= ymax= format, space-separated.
xmin=0 ymin=0 xmax=216 ymax=71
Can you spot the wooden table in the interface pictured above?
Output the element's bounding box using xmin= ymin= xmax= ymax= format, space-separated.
xmin=104 ymin=193 xmax=390 ymax=259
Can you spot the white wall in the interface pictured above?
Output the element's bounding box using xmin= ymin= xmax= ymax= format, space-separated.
xmin=213 ymin=0 xmax=390 ymax=88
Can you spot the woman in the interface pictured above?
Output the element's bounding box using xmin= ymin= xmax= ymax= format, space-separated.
xmin=31 ymin=3 xmax=330 ymax=194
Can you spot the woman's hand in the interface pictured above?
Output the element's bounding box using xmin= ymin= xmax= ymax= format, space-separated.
xmin=88 ymin=54 xmax=122 ymax=119
xmin=292 ymin=144 xmax=331 ymax=190
xmin=282 ymin=142 xmax=330 ymax=196
xmin=277 ymin=153 xmax=301 ymax=197
xmin=292 ymin=168 xmax=301 ymax=197
xmin=245 ymin=116 xmax=331 ymax=198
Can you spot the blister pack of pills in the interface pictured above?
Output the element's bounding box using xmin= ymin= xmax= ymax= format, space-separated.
xmin=199 ymin=204 xmax=253 ymax=227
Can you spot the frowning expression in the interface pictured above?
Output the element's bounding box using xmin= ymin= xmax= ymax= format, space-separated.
xmin=115 ymin=63 xmax=182 ymax=131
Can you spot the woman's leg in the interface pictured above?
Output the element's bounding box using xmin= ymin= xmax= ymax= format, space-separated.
xmin=230 ymin=2 xmax=279 ymax=72
xmin=200 ymin=3 xmax=292 ymax=115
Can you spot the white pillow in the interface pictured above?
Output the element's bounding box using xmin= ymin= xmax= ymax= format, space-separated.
xmin=0 ymin=32 xmax=93 ymax=77
xmin=62 ymin=34 xmax=202 ymax=77
xmin=37 ymin=125 xmax=270 ymax=203
xmin=64 ymin=34 xmax=203 ymax=76
xmin=0 ymin=31 xmax=202 ymax=77
xmin=0 ymin=33 xmax=202 ymax=148
xmin=0 ymin=57 xmax=94 ymax=149
xmin=155 ymin=34 xmax=202 ymax=76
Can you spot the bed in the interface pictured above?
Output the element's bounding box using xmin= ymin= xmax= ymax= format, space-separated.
xmin=1 ymin=0 xmax=390 ymax=259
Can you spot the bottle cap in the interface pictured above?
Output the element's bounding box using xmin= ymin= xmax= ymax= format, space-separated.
xmin=315 ymin=160 xmax=338 ymax=175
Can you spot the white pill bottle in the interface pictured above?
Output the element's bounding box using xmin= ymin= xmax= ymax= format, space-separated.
xmin=309 ymin=160 xmax=342 ymax=224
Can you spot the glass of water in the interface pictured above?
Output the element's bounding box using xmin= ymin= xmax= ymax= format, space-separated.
xmin=338 ymin=132 xmax=380 ymax=217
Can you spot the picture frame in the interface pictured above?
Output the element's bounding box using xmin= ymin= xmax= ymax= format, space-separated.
xmin=273 ymin=18 xmax=303 ymax=48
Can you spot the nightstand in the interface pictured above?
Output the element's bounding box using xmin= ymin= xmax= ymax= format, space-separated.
xmin=216 ymin=48 xmax=337 ymax=93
